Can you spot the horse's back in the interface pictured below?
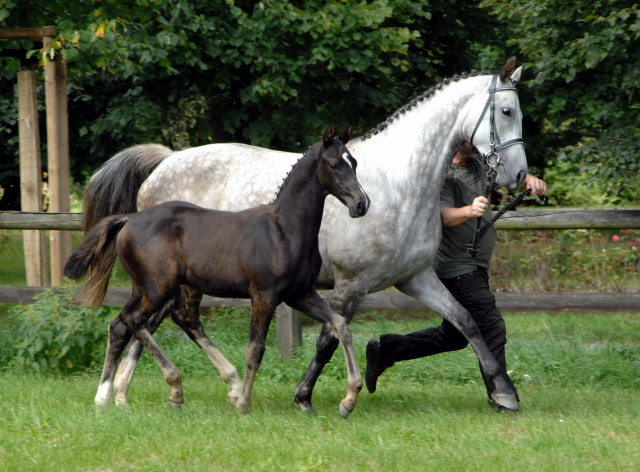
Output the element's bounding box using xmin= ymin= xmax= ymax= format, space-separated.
xmin=137 ymin=143 xmax=299 ymax=212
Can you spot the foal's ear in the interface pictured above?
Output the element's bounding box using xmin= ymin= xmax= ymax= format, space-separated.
xmin=323 ymin=125 xmax=337 ymax=145
xmin=338 ymin=126 xmax=354 ymax=144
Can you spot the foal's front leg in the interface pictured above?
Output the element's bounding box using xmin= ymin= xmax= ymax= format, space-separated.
xmin=236 ymin=298 xmax=277 ymax=415
xmin=289 ymin=289 xmax=363 ymax=418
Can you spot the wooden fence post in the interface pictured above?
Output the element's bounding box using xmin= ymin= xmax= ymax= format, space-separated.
xmin=276 ymin=304 xmax=302 ymax=358
xmin=44 ymin=39 xmax=71 ymax=286
xmin=17 ymin=70 xmax=49 ymax=286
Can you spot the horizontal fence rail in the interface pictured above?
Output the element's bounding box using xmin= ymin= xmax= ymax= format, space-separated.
xmin=2 ymin=209 xmax=640 ymax=231
xmin=2 ymin=209 xmax=640 ymax=356
xmin=2 ymin=285 xmax=640 ymax=313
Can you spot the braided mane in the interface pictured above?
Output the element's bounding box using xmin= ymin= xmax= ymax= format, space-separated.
xmin=361 ymin=70 xmax=489 ymax=141
xmin=269 ymin=148 xmax=308 ymax=205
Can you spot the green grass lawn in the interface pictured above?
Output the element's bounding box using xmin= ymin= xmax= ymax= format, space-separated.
xmin=1 ymin=310 xmax=639 ymax=471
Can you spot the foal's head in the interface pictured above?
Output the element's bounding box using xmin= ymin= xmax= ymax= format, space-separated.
xmin=318 ymin=126 xmax=370 ymax=218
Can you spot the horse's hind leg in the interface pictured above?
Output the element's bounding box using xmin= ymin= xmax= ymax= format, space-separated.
xmin=290 ymin=289 xmax=363 ymax=418
xmin=170 ymin=287 xmax=243 ymax=405
xmin=95 ymin=314 xmax=133 ymax=408
xmin=396 ymin=267 xmax=518 ymax=411
xmin=294 ymin=281 xmax=366 ymax=415
xmin=113 ymin=299 xmax=173 ymax=405
xmin=119 ymin=295 xmax=185 ymax=408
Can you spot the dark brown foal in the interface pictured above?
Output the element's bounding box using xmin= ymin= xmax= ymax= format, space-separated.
xmin=64 ymin=126 xmax=370 ymax=417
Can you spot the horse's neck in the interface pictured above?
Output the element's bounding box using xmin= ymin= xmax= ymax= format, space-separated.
xmin=349 ymin=78 xmax=488 ymax=213
xmin=271 ymin=156 xmax=326 ymax=240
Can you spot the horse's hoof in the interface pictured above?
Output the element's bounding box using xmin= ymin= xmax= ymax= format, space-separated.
xmin=114 ymin=396 xmax=128 ymax=406
xmin=236 ymin=403 xmax=251 ymax=415
xmin=295 ymin=394 xmax=315 ymax=415
xmin=339 ymin=400 xmax=354 ymax=419
xmin=168 ymin=397 xmax=184 ymax=410
xmin=489 ymin=392 xmax=519 ymax=412
xmin=227 ymin=394 xmax=239 ymax=406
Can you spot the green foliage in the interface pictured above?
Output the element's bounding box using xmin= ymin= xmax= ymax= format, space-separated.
xmin=0 ymin=0 xmax=493 ymax=183
xmin=480 ymin=1 xmax=640 ymax=205
xmin=492 ymin=229 xmax=640 ymax=292
xmin=3 ymin=286 xmax=117 ymax=373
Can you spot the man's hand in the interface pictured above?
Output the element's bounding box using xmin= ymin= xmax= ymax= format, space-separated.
xmin=441 ymin=196 xmax=489 ymax=228
xmin=469 ymin=196 xmax=489 ymax=218
xmin=524 ymin=174 xmax=547 ymax=196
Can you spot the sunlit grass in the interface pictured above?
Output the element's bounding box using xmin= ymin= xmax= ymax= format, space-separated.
xmin=1 ymin=311 xmax=639 ymax=471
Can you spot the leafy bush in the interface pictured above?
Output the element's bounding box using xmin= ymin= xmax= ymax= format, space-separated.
xmin=3 ymin=286 xmax=118 ymax=373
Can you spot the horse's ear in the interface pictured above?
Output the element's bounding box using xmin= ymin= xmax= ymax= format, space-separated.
xmin=499 ymin=56 xmax=517 ymax=82
xmin=509 ymin=66 xmax=523 ymax=85
xmin=323 ymin=125 xmax=336 ymax=145
xmin=338 ymin=126 xmax=354 ymax=144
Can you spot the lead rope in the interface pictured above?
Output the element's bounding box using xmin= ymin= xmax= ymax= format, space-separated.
xmin=466 ymin=164 xmax=496 ymax=257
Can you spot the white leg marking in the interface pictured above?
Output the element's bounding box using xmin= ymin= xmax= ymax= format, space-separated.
xmin=95 ymin=380 xmax=113 ymax=408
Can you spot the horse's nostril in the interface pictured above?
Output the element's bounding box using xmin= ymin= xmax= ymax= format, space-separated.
xmin=517 ymin=170 xmax=526 ymax=187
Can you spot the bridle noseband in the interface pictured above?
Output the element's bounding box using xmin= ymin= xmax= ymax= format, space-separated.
xmin=469 ymin=74 xmax=525 ymax=172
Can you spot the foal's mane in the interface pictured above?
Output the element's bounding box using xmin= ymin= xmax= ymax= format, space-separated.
xmin=360 ymin=70 xmax=490 ymax=141
xmin=270 ymin=149 xmax=306 ymax=205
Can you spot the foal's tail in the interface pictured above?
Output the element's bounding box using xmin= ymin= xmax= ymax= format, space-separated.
xmin=64 ymin=215 xmax=129 ymax=306
xmin=82 ymin=144 xmax=172 ymax=232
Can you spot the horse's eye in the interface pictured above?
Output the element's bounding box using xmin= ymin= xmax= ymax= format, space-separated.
xmin=329 ymin=163 xmax=338 ymax=169
xmin=502 ymin=107 xmax=511 ymax=116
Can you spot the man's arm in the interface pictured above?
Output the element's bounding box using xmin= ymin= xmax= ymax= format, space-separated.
xmin=440 ymin=196 xmax=489 ymax=228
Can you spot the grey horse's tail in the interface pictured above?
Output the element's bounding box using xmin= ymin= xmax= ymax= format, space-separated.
xmin=64 ymin=215 xmax=129 ymax=306
xmin=82 ymin=144 xmax=172 ymax=232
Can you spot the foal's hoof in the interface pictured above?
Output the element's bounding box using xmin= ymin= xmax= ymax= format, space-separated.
xmin=227 ymin=394 xmax=239 ymax=406
xmin=488 ymin=392 xmax=519 ymax=412
xmin=168 ymin=402 xmax=183 ymax=411
xmin=338 ymin=400 xmax=353 ymax=419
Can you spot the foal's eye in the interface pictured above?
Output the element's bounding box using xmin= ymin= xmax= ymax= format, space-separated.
xmin=502 ymin=107 xmax=511 ymax=116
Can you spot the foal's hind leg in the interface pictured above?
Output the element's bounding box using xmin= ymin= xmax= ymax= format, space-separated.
xmin=113 ymin=299 xmax=173 ymax=405
xmin=170 ymin=287 xmax=243 ymax=406
xmin=289 ymin=288 xmax=363 ymax=418
xmin=95 ymin=314 xmax=134 ymax=408
xmin=119 ymin=294 xmax=185 ymax=407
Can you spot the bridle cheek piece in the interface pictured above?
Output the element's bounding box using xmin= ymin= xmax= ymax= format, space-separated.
xmin=469 ymin=75 xmax=525 ymax=175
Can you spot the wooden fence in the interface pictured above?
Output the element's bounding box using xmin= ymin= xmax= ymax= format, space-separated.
xmin=2 ymin=209 xmax=640 ymax=356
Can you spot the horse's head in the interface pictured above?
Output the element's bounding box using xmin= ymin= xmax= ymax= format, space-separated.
xmin=466 ymin=57 xmax=528 ymax=190
xmin=319 ymin=126 xmax=370 ymax=218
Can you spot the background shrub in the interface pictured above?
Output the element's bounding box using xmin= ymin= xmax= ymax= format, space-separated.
xmin=3 ymin=286 xmax=119 ymax=373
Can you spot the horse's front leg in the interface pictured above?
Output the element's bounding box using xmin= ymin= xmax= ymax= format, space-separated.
xmin=289 ymin=289 xmax=363 ymax=418
xmin=294 ymin=280 xmax=366 ymax=415
xmin=95 ymin=314 xmax=133 ymax=408
xmin=236 ymin=297 xmax=277 ymax=415
xmin=396 ymin=266 xmax=518 ymax=411
xmin=113 ymin=299 xmax=173 ymax=405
